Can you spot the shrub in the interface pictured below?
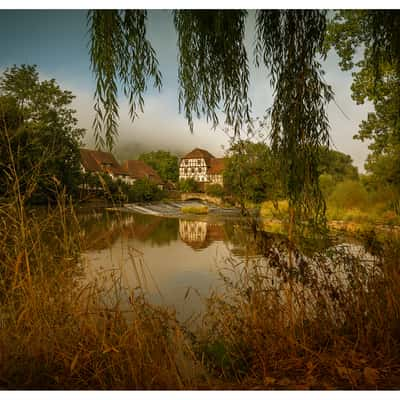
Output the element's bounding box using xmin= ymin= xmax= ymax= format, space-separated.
xmin=328 ymin=179 xmax=369 ymax=210
xmin=178 ymin=178 xmax=199 ymax=193
xmin=205 ymin=184 xmax=224 ymax=198
xmin=319 ymin=173 xmax=336 ymax=198
xmin=126 ymin=178 xmax=164 ymax=202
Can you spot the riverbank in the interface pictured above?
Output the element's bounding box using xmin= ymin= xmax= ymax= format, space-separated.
xmin=2 ymin=197 xmax=400 ymax=388
xmin=259 ymin=200 xmax=400 ymax=234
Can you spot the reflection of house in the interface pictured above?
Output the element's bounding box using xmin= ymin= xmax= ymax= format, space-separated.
xmin=179 ymin=148 xmax=225 ymax=185
xmin=122 ymin=160 xmax=164 ymax=188
xmin=80 ymin=148 xmax=133 ymax=184
xmin=179 ymin=219 xmax=225 ymax=250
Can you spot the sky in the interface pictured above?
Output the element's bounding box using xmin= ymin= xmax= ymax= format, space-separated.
xmin=0 ymin=9 xmax=373 ymax=171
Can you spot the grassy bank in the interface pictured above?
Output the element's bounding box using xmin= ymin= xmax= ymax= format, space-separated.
xmin=1 ymin=193 xmax=400 ymax=388
xmin=181 ymin=205 xmax=209 ymax=215
xmin=259 ymin=199 xmax=400 ymax=234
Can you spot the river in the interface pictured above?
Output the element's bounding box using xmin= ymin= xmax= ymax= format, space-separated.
xmin=78 ymin=201 xmax=372 ymax=322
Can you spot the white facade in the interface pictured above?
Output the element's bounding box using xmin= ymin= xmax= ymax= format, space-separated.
xmin=179 ymin=158 xmax=209 ymax=182
xmin=179 ymin=156 xmax=224 ymax=186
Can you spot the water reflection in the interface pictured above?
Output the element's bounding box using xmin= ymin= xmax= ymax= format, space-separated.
xmin=79 ymin=210 xmax=241 ymax=320
xmin=179 ymin=220 xmax=226 ymax=250
xmin=78 ymin=209 xmax=368 ymax=322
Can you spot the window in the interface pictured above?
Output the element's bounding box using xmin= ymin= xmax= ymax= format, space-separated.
xmin=191 ymin=168 xmax=195 ymax=173
xmin=197 ymin=159 xmax=202 ymax=165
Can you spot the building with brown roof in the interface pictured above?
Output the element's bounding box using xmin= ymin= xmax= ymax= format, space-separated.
xmin=80 ymin=148 xmax=133 ymax=184
xmin=179 ymin=148 xmax=225 ymax=186
xmin=121 ymin=160 xmax=163 ymax=187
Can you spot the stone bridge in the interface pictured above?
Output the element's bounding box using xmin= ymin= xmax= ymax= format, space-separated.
xmin=180 ymin=192 xmax=223 ymax=206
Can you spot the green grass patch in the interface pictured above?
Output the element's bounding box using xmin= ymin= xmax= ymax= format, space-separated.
xmin=260 ymin=200 xmax=289 ymax=220
xmin=181 ymin=205 xmax=209 ymax=214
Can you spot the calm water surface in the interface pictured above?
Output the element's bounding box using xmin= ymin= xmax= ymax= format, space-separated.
xmin=78 ymin=205 xmax=366 ymax=321
xmin=79 ymin=208 xmax=262 ymax=320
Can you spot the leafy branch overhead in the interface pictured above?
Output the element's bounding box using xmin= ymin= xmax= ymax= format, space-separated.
xmin=88 ymin=10 xmax=398 ymax=224
xmin=255 ymin=10 xmax=333 ymax=225
xmin=174 ymin=10 xmax=251 ymax=135
xmin=88 ymin=9 xmax=333 ymax=228
xmin=88 ymin=10 xmax=162 ymax=150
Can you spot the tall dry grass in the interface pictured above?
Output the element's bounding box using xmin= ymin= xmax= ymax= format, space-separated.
xmin=0 ymin=125 xmax=204 ymax=388
xmin=0 ymin=194 xmax=207 ymax=389
xmin=196 ymin=229 xmax=400 ymax=389
xmin=1 ymin=122 xmax=400 ymax=388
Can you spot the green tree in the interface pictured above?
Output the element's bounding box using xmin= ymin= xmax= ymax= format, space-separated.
xmin=0 ymin=65 xmax=85 ymax=202
xmin=326 ymin=10 xmax=400 ymax=212
xmin=318 ymin=147 xmax=359 ymax=182
xmin=328 ymin=179 xmax=369 ymax=210
xmin=138 ymin=150 xmax=179 ymax=182
xmin=178 ymin=178 xmax=199 ymax=193
xmin=223 ymin=141 xmax=280 ymax=206
xmin=205 ymin=184 xmax=224 ymax=198
xmin=127 ymin=178 xmax=164 ymax=202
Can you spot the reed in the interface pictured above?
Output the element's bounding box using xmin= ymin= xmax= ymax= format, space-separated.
xmin=196 ymin=230 xmax=400 ymax=388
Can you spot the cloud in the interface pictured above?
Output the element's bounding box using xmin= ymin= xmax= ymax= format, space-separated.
xmin=70 ymin=85 xmax=230 ymax=158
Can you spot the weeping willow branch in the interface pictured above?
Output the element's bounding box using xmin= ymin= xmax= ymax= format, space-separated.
xmin=174 ymin=10 xmax=251 ymax=136
xmin=88 ymin=10 xmax=162 ymax=150
xmin=256 ymin=10 xmax=333 ymax=230
xmin=89 ymin=10 xmax=333 ymax=228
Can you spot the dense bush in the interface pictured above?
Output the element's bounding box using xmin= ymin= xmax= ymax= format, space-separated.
xmin=126 ymin=178 xmax=164 ymax=202
xmin=319 ymin=173 xmax=336 ymax=199
xmin=205 ymin=183 xmax=224 ymax=198
xmin=81 ymin=174 xmax=164 ymax=203
xmin=328 ymin=179 xmax=369 ymax=209
xmin=178 ymin=178 xmax=199 ymax=193
xmin=181 ymin=205 xmax=208 ymax=214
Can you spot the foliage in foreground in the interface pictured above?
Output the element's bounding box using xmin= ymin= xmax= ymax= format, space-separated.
xmin=1 ymin=192 xmax=400 ymax=388
xmin=0 ymin=197 xmax=202 ymax=389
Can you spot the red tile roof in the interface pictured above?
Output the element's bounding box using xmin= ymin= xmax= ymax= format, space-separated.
xmin=122 ymin=160 xmax=163 ymax=184
xmin=181 ymin=148 xmax=215 ymax=161
xmin=180 ymin=148 xmax=225 ymax=174
xmin=208 ymin=158 xmax=225 ymax=174
xmin=80 ymin=148 xmax=128 ymax=176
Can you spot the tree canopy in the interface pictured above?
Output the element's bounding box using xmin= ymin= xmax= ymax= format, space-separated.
xmin=327 ymin=10 xmax=400 ymax=212
xmin=0 ymin=65 xmax=84 ymax=202
xmin=138 ymin=150 xmax=179 ymax=182
xmin=318 ymin=147 xmax=358 ymax=182
xmin=224 ymin=140 xmax=279 ymax=205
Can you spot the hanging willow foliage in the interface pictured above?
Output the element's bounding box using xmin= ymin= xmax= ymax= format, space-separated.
xmin=255 ymin=10 xmax=333 ymax=228
xmin=89 ymin=10 xmax=334 ymax=227
xmin=88 ymin=10 xmax=162 ymax=149
xmin=173 ymin=10 xmax=251 ymax=135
